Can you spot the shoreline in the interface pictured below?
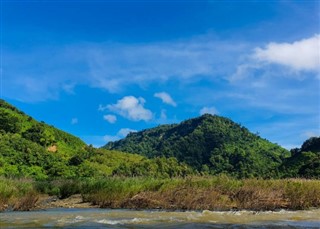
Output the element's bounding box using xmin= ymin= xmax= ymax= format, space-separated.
xmin=2 ymin=177 xmax=320 ymax=212
xmin=1 ymin=193 xmax=317 ymax=213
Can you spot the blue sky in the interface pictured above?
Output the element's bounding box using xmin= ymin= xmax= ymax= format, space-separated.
xmin=1 ymin=0 xmax=319 ymax=149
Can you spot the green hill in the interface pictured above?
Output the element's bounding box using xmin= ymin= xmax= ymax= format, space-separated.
xmin=104 ymin=114 xmax=290 ymax=178
xmin=0 ymin=99 xmax=86 ymax=152
xmin=0 ymin=99 xmax=193 ymax=179
xmin=281 ymin=137 xmax=320 ymax=178
xmin=2 ymin=99 xmax=318 ymax=180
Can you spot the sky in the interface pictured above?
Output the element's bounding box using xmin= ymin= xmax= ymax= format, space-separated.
xmin=1 ymin=0 xmax=319 ymax=149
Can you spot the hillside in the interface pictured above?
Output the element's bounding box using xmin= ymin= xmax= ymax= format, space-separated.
xmin=0 ymin=99 xmax=193 ymax=179
xmin=1 ymin=100 xmax=320 ymax=213
xmin=104 ymin=114 xmax=290 ymax=178
xmin=0 ymin=99 xmax=86 ymax=152
xmin=281 ymin=136 xmax=320 ymax=178
xmin=1 ymin=99 xmax=318 ymax=180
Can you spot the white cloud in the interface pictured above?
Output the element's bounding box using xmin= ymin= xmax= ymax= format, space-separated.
xmin=103 ymin=114 xmax=117 ymax=124
xmin=200 ymin=106 xmax=218 ymax=115
xmin=225 ymin=34 xmax=320 ymax=119
xmin=107 ymin=96 xmax=153 ymax=121
xmin=103 ymin=128 xmax=137 ymax=143
xmin=154 ymin=92 xmax=177 ymax=107
xmin=71 ymin=118 xmax=78 ymax=125
xmin=118 ymin=128 xmax=137 ymax=137
xmin=254 ymin=34 xmax=320 ymax=72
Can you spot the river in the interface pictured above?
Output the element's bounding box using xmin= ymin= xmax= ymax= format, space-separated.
xmin=1 ymin=208 xmax=320 ymax=228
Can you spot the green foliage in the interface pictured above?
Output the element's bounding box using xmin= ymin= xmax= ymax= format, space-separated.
xmin=0 ymin=111 xmax=21 ymax=133
xmin=81 ymin=177 xmax=177 ymax=207
xmin=58 ymin=180 xmax=82 ymax=199
xmin=281 ymin=137 xmax=320 ymax=178
xmin=112 ymin=157 xmax=193 ymax=178
xmin=0 ymin=100 xmax=194 ymax=179
xmin=301 ymin=137 xmax=320 ymax=153
xmin=0 ymin=99 xmax=318 ymax=180
xmin=0 ymin=99 xmax=85 ymax=154
xmin=104 ymin=114 xmax=289 ymax=178
xmin=0 ymin=177 xmax=36 ymax=210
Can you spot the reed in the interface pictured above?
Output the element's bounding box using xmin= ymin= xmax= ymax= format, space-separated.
xmin=1 ymin=176 xmax=320 ymax=211
xmin=82 ymin=176 xmax=320 ymax=210
xmin=81 ymin=177 xmax=173 ymax=207
xmin=283 ymin=179 xmax=320 ymax=209
xmin=0 ymin=177 xmax=38 ymax=211
xmin=13 ymin=190 xmax=39 ymax=211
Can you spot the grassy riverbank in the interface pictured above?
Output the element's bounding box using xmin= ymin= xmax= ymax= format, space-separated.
xmin=1 ymin=176 xmax=320 ymax=211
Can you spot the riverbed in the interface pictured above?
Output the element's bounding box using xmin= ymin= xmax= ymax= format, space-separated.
xmin=1 ymin=208 xmax=320 ymax=228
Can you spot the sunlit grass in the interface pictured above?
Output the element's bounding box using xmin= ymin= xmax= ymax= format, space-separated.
xmin=1 ymin=176 xmax=320 ymax=211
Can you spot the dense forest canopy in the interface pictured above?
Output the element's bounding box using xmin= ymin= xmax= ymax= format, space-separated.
xmin=0 ymin=99 xmax=319 ymax=179
xmin=0 ymin=99 xmax=193 ymax=179
xmin=104 ymin=114 xmax=291 ymax=178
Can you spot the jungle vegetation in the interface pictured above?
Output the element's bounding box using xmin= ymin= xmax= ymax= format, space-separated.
xmin=1 ymin=99 xmax=320 ymax=211
xmin=0 ymin=99 xmax=319 ymax=180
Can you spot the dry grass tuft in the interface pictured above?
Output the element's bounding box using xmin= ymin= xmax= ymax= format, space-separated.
xmin=13 ymin=190 xmax=39 ymax=211
xmin=1 ymin=176 xmax=320 ymax=211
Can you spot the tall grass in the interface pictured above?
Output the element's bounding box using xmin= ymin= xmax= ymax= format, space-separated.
xmin=79 ymin=176 xmax=320 ymax=210
xmin=81 ymin=177 xmax=176 ymax=207
xmin=1 ymin=176 xmax=320 ymax=211
xmin=0 ymin=177 xmax=38 ymax=211
xmin=283 ymin=179 xmax=320 ymax=209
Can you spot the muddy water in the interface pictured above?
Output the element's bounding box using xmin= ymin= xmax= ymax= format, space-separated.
xmin=1 ymin=208 xmax=320 ymax=228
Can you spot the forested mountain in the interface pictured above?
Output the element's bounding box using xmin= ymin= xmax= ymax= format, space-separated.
xmin=1 ymin=99 xmax=318 ymax=179
xmin=0 ymin=99 xmax=193 ymax=179
xmin=0 ymin=100 xmax=86 ymax=152
xmin=104 ymin=114 xmax=290 ymax=178
xmin=281 ymin=137 xmax=320 ymax=178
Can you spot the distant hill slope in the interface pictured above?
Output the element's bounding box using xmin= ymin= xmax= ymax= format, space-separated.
xmin=2 ymin=99 xmax=317 ymax=179
xmin=0 ymin=99 xmax=194 ymax=179
xmin=0 ymin=99 xmax=86 ymax=153
xmin=282 ymin=136 xmax=320 ymax=179
xmin=104 ymin=114 xmax=290 ymax=178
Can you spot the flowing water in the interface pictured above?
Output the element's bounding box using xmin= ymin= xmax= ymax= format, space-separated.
xmin=1 ymin=208 xmax=320 ymax=228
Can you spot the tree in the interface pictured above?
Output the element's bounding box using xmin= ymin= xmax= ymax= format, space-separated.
xmin=0 ymin=111 xmax=20 ymax=133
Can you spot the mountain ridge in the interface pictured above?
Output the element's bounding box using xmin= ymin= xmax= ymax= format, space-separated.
xmin=104 ymin=113 xmax=290 ymax=178
xmin=0 ymin=99 xmax=194 ymax=179
xmin=1 ymin=99 xmax=319 ymax=179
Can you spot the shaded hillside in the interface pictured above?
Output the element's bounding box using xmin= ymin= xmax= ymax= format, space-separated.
xmin=104 ymin=114 xmax=290 ymax=178
xmin=0 ymin=100 xmax=194 ymax=179
xmin=281 ymin=137 xmax=320 ymax=178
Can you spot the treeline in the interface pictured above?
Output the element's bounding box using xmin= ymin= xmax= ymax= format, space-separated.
xmin=0 ymin=99 xmax=194 ymax=179
xmin=0 ymin=133 xmax=194 ymax=179
xmin=281 ymin=137 xmax=320 ymax=178
xmin=0 ymin=99 xmax=319 ymax=180
xmin=105 ymin=114 xmax=319 ymax=179
xmin=0 ymin=100 xmax=84 ymax=150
